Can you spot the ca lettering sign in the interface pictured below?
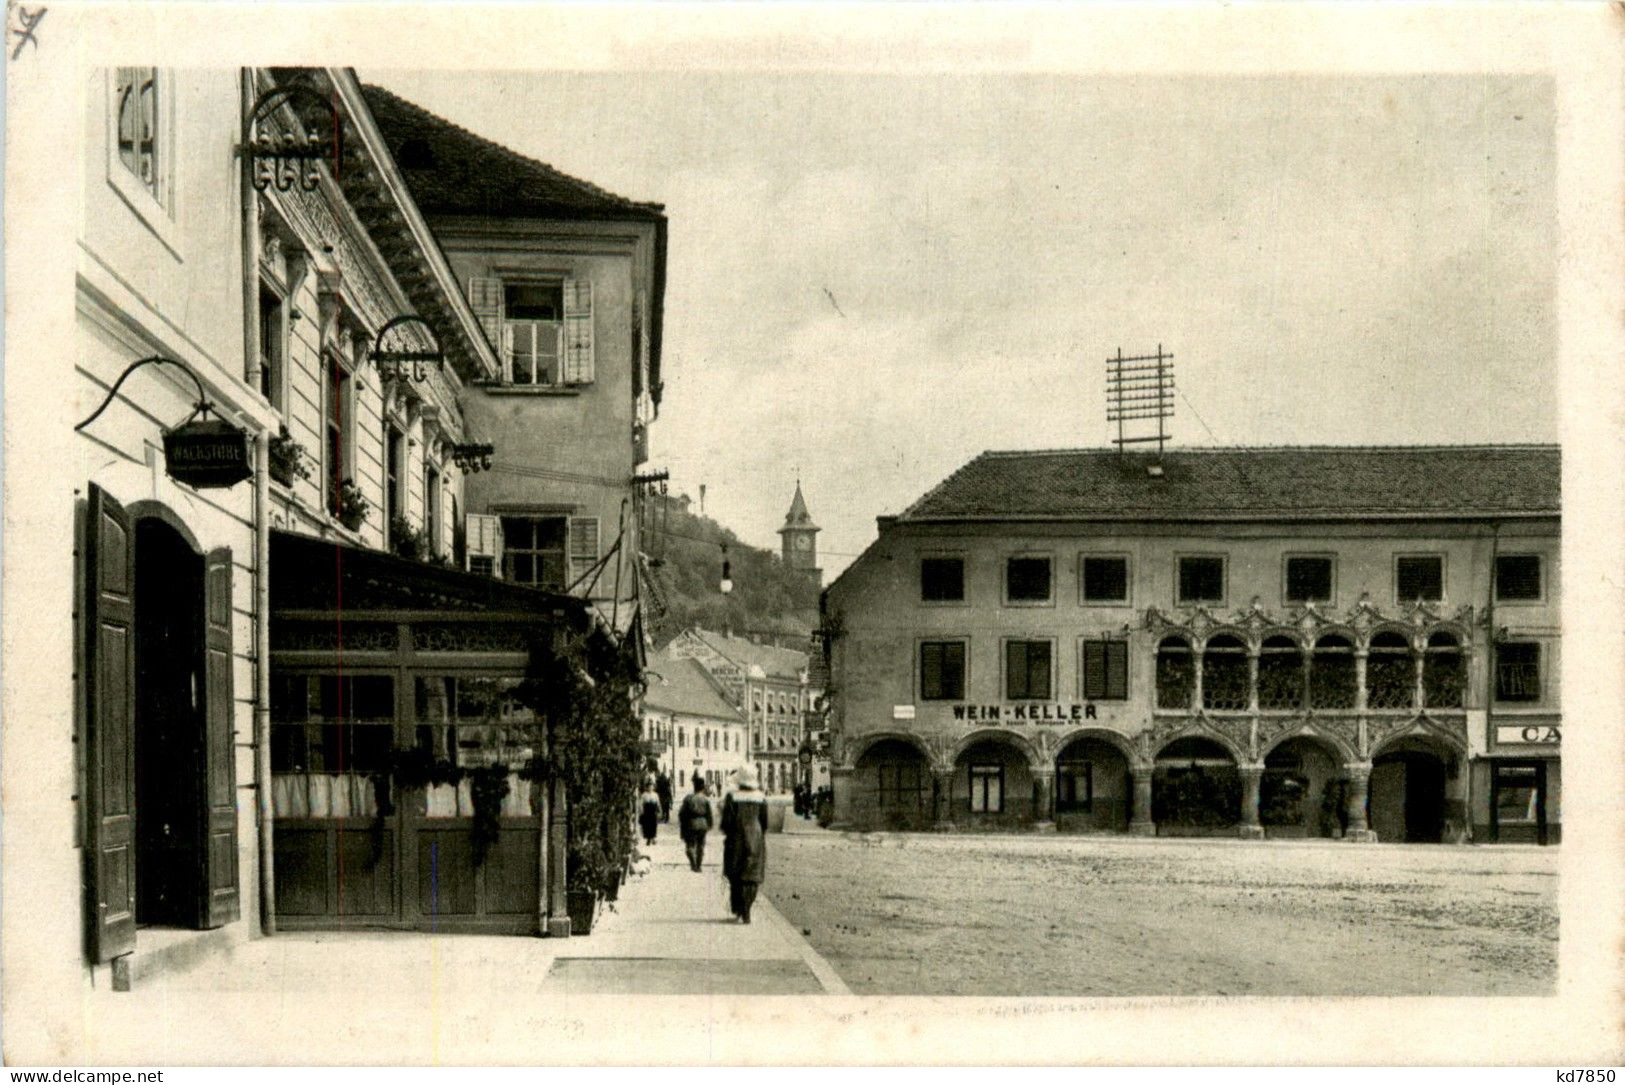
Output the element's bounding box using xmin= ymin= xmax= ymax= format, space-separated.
xmin=1495 ymin=724 xmax=1561 ymax=746
xmin=164 ymin=419 xmax=252 ymax=488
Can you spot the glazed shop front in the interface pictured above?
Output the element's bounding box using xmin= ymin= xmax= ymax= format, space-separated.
xmin=269 ymin=530 xmax=600 ymax=935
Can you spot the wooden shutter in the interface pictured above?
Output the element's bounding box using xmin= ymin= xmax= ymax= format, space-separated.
xmin=569 ymin=517 xmax=599 ymax=581
xmin=1005 ymin=641 xmax=1026 ymax=699
xmin=467 ymin=277 xmax=505 ymax=356
xmin=1106 ymin=641 xmax=1128 ymax=700
xmin=83 ymin=485 xmax=137 ymax=963
xmin=1083 ymin=641 xmax=1107 ymax=700
xmin=198 ymin=548 xmax=240 ymax=928
xmin=465 ymin=513 xmax=504 ymax=568
xmin=562 ymin=278 xmax=594 ymax=384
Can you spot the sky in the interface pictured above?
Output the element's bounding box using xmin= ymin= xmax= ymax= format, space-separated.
xmin=374 ymin=71 xmax=1556 ymax=579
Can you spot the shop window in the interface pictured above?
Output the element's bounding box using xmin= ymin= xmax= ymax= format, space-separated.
xmin=1423 ymin=631 xmax=1465 ymax=708
xmin=920 ymin=557 xmax=965 ymax=602
xmin=1493 ymin=764 xmax=1541 ymax=826
xmin=1155 ymin=635 xmax=1194 ymax=710
xmin=1255 ymin=635 xmax=1303 ymax=710
xmin=1285 ymin=556 xmax=1334 ymax=605
xmin=1396 ymin=555 xmax=1444 ymax=603
xmin=1495 ymin=555 xmax=1542 ymax=601
xmin=1005 ymin=556 xmax=1052 ymax=603
xmin=916 ymin=639 xmax=962 ymax=698
xmin=1081 ymin=639 xmax=1128 ymax=700
xmin=1309 ymin=634 xmax=1356 ymax=709
xmin=1495 ymin=642 xmax=1541 ymax=703
xmin=1367 ymin=631 xmax=1414 ymax=710
xmin=1056 ymin=761 xmax=1092 ymax=812
xmin=1005 ymin=640 xmax=1052 ymax=700
xmin=468 ymin=277 xmax=594 ymax=386
xmin=1178 ymin=556 xmax=1225 ymax=605
xmin=1081 ymin=555 xmax=1129 ymax=604
xmin=412 ymin=676 xmax=535 ymax=818
xmin=968 ymin=764 xmax=1004 ymax=813
xmin=1202 ymin=634 xmax=1248 ymax=711
xmin=876 ymin=762 xmax=924 ymax=807
xmin=270 ymin=675 xmax=395 ymax=817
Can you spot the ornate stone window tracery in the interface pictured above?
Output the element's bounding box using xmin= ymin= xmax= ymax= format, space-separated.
xmin=1309 ymin=634 xmax=1357 ymax=710
xmin=1202 ymin=634 xmax=1248 ymax=712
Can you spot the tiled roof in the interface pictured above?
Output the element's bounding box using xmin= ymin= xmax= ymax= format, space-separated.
xmin=643 ymin=652 xmax=745 ymax=722
xmin=899 ymin=446 xmax=1560 ymax=522
xmin=360 ymin=83 xmax=665 ymax=222
xmin=690 ymin=629 xmax=808 ymax=681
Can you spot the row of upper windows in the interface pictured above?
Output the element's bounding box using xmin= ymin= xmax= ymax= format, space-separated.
xmin=916 ymin=553 xmax=1549 ymax=608
xmin=915 ymin=636 xmax=1547 ymax=707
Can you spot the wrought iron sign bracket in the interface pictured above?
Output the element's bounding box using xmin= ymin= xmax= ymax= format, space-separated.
xmin=371 ymin=314 xmax=446 ymax=384
xmin=76 ymin=355 xmax=253 ymax=489
xmin=450 ymin=442 xmax=495 ymax=473
xmin=242 ymin=85 xmax=343 ymax=193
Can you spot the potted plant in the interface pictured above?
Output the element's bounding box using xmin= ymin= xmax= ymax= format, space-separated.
xmin=337 ymin=478 xmax=370 ymax=532
xmin=267 ymin=425 xmax=312 ymax=488
xmin=390 ymin=514 xmax=424 ymax=560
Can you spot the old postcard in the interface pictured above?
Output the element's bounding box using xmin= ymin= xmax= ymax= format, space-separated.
xmin=3 ymin=1 xmax=1621 ymax=1067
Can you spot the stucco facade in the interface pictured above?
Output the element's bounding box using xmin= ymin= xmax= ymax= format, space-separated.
xmin=823 ymin=448 xmax=1560 ymax=843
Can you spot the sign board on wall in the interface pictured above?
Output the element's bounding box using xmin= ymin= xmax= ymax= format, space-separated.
xmin=892 ymin=705 xmax=916 ymax=720
xmin=163 ymin=419 xmax=252 ymax=488
xmin=953 ymin=703 xmax=1099 ymax=723
xmin=1495 ymin=724 xmax=1560 ymax=746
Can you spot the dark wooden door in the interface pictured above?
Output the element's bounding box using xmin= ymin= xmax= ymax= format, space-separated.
xmin=83 ymin=485 xmax=137 ymax=962
xmin=199 ymin=548 xmax=240 ymax=927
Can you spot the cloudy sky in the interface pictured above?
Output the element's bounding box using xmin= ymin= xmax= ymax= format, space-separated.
xmin=374 ymin=71 xmax=1555 ymax=578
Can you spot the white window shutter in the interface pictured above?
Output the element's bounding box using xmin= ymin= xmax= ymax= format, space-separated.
xmin=467 ymin=277 xmax=505 ymax=356
xmin=569 ymin=516 xmax=599 ymax=582
xmin=563 ymin=278 xmax=594 ymax=384
xmin=465 ymin=513 xmax=504 ymax=572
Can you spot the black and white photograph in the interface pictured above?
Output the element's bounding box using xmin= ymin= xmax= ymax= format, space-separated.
xmin=3 ymin=1 xmax=1622 ymax=1069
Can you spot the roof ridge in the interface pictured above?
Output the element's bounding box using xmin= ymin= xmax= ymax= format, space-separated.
xmin=360 ymin=82 xmax=664 ymax=216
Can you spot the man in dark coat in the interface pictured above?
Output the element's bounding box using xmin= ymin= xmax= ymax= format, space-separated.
xmin=720 ymin=764 xmax=769 ymax=923
xmin=678 ymin=774 xmax=713 ymax=872
xmin=655 ymin=771 xmax=673 ymax=822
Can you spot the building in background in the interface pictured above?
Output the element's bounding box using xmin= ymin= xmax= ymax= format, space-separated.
xmin=363 ymin=86 xmax=667 ymax=630
xmin=779 ymin=480 xmax=822 ymax=587
xmin=822 ymin=446 xmax=1560 ymax=844
xmin=666 ymin=628 xmax=818 ymax=794
xmin=641 ymin=647 xmax=749 ymax=794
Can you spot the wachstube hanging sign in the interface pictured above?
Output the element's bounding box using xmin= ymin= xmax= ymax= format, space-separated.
xmin=163 ymin=418 xmax=253 ymax=488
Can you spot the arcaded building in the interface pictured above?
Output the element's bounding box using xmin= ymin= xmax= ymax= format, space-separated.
xmin=822 ymin=446 xmax=1560 ymax=844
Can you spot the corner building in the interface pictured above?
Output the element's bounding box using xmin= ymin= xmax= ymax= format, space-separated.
xmin=823 ymin=447 xmax=1560 ymax=844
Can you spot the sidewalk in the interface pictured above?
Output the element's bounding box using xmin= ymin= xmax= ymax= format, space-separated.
xmin=547 ymin=826 xmax=849 ymax=995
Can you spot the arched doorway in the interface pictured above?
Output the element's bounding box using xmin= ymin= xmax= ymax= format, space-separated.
xmin=953 ymin=736 xmax=1034 ymax=828
xmin=1054 ymin=734 xmax=1131 ymax=832
xmin=1370 ymin=735 xmax=1456 ymax=843
xmin=133 ymin=516 xmax=207 ymax=926
xmin=852 ymin=738 xmax=931 ymax=830
xmin=1153 ymin=736 xmax=1240 ymax=836
xmin=1261 ymin=736 xmax=1345 ymax=839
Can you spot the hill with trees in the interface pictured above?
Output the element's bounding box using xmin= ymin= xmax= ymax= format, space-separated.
xmin=639 ymin=493 xmax=819 ymax=648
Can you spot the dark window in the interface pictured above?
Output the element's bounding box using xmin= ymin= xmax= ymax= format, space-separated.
xmin=323 ymin=357 xmax=351 ymax=517
xmin=1005 ymin=640 xmax=1052 ymax=700
xmin=1495 ymin=555 xmax=1542 ymax=601
xmin=968 ymin=764 xmax=1003 ymax=813
xmin=920 ymin=641 xmax=966 ymax=700
xmin=258 ymin=285 xmax=284 ymax=409
xmin=1396 ymin=556 xmax=1444 ymax=602
xmin=1495 ymin=642 xmax=1541 ymax=702
xmin=1081 ymin=640 xmax=1129 ymax=700
xmin=501 ymin=516 xmax=568 ymax=589
xmin=877 ymin=762 xmax=924 ymax=807
xmin=1056 ymin=762 xmax=1092 ymax=812
xmin=423 ymin=465 xmax=441 ymax=557
xmin=1178 ymin=556 xmax=1224 ymax=603
xmin=920 ymin=557 xmax=965 ymax=602
xmin=384 ymin=426 xmax=404 ymax=529
xmin=1006 ymin=557 xmax=1052 ymax=602
xmin=1285 ymin=557 xmax=1333 ymax=603
xmin=1081 ymin=556 xmax=1129 ymax=603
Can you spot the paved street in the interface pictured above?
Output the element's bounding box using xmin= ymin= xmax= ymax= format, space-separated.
xmin=765 ymin=830 xmax=1558 ymax=997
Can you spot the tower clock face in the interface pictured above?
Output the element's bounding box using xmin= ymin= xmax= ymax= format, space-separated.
xmin=794 ymin=535 xmax=811 ymax=551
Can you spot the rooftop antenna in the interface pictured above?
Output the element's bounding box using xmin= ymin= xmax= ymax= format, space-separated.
xmin=1106 ymin=344 xmax=1175 ymax=471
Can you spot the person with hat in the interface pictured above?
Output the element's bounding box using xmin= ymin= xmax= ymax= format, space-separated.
xmin=720 ymin=764 xmax=769 ymax=923
xmin=677 ymin=773 xmax=713 ymax=873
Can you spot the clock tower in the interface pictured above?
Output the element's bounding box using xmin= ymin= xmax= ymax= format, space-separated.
xmin=778 ymin=481 xmax=822 ymax=587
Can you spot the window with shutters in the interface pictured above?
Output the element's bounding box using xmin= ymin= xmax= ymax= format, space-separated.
xmin=569 ymin=517 xmax=600 ymax=586
xmin=501 ymin=515 xmax=568 ymax=590
xmin=1081 ymin=639 xmax=1129 ymax=700
xmin=468 ymin=276 xmax=595 ymax=388
xmin=919 ymin=640 xmax=966 ymax=701
xmin=1004 ymin=639 xmax=1053 ymax=700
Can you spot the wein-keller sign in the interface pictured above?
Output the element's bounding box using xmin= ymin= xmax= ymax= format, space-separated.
xmin=164 ymin=419 xmax=252 ymax=488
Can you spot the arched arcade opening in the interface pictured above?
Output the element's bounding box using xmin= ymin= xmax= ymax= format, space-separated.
xmin=1152 ymin=735 xmax=1240 ymax=836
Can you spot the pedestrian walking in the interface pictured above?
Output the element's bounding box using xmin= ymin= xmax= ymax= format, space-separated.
xmin=639 ymin=783 xmax=661 ymax=847
xmin=656 ymin=770 xmax=673 ymax=823
xmin=678 ymin=774 xmax=713 ymax=873
xmin=721 ymin=764 xmax=769 ymax=923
